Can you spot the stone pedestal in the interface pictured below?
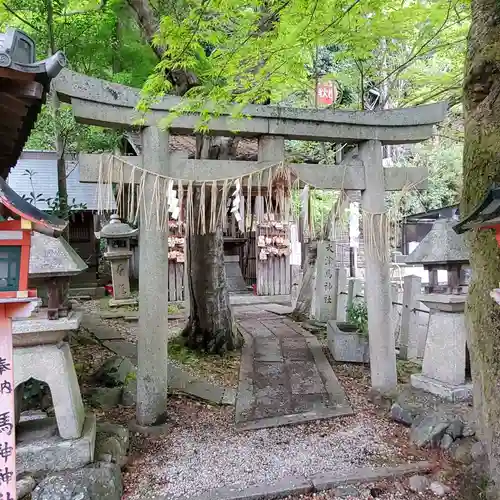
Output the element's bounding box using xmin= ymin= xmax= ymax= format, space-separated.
xmin=17 ymin=413 xmax=96 ymax=476
xmin=410 ymin=294 xmax=472 ymax=402
xmin=106 ymin=252 xmax=137 ymax=307
xmin=13 ymin=311 xmax=85 ymax=439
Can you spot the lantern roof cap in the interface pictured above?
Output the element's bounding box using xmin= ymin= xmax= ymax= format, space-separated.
xmin=406 ymin=217 xmax=469 ymax=265
xmin=454 ymin=185 xmax=500 ymax=234
xmin=29 ymin=232 xmax=87 ymax=278
xmin=100 ymin=214 xmax=138 ymax=239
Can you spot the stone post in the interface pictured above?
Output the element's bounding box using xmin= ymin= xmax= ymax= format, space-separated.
xmin=359 ymin=140 xmax=397 ymax=392
xmin=347 ymin=277 xmax=363 ymax=310
xmin=313 ymin=241 xmax=337 ymax=321
xmin=399 ymin=275 xmax=422 ymax=360
xmin=336 ymin=267 xmax=349 ymax=322
xmin=136 ymin=126 xmax=170 ymax=427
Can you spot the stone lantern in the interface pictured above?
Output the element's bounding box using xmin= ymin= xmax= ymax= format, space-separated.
xmin=406 ymin=218 xmax=472 ymax=401
xmin=100 ymin=214 xmax=138 ymax=307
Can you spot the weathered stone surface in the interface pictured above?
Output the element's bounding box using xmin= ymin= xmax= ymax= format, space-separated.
xmin=410 ymin=415 xmax=450 ymax=448
xmin=440 ymin=434 xmax=454 ymax=450
xmin=15 ymin=342 xmax=85 ymax=439
xmin=17 ymin=413 xmax=96 ymax=476
xmin=429 ymin=481 xmax=451 ymax=497
xmin=332 ymin=485 xmax=361 ymax=498
xmin=236 ymin=317 xmax=352 ymax=430
xmin=462 ymin=423 xmax=476 ymax=437
xmin=32 ymin=462 xmax=122 ymax=500
xmin=445 ymin=419 xmax=464 ymax=440
xmin=449 ymin=437 xmax=478 ymax=465
xmin=89 ymin=387 xmax=123 ymax=409
xmin=20 ymin=410 xmax=47 ymax=422
xmin=93 ymin=355 xmax=135 ymax=387
xmin=29 ymin=231 xmax=88 ymax=277
xmin=17 ymin=475 xmax=36 ymax=498
xmin=122 ymin=377 xmax=137 ymax=406
xmin=405 ymin=218 xmax=469 ymax=265
xmin=95 ymin=422 xmax=129 ymax=468
xmin=408 ymin=475 xmax=430 ymax=493
xmin=471 ymin=441 xmax=486 ymax=462
xmin=391 ymin=402 xmax=421 ymax=426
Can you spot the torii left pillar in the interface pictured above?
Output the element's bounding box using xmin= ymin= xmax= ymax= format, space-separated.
xmin=0 ymin=299 xmax=36 ymax=500
xmin=136 ymin=126 xmax=170 ymax=428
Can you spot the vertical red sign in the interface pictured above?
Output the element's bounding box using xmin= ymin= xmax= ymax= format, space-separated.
xmin=316 ymin=81 xmax=337 ymax=106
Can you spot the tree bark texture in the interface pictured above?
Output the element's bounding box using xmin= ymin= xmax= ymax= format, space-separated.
xmin=181 ymin=136 xmax=240 ymax=354
xmin=182 ymin=190 xmax=237 ymax=354
xmin=126 ymin=0 xmax=199 ymax=94
xmin=462 ymin=0 xmax=500 ymax=494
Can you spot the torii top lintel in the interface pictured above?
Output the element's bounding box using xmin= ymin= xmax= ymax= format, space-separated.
xmin=54 ymin=70 xmax=447 ymax=145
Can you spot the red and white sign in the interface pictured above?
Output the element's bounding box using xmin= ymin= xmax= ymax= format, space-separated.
xmin=316 ymin=81 xmax=337 ymax=106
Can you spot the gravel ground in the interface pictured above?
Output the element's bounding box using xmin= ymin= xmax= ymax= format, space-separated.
xmin=69 ymin=307 xmax=460 ymax=499
xmin=121 ymin=369 xmax=443 ymax=500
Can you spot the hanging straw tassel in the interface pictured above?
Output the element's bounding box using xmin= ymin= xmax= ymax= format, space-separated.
xmin=219 ymin=179 xmax=229 ymax=230
xmin=209 ymin=180 xmax=218 ymax=233
xmin=134 ymin=170 xmax=146 ymax=226
xmin=266 ymin=166 xmax=273 ymax=217
xmin=128 ymin=166 xmax=136 ymax=225
xmin=160 ymin=178 xmax=169 ymax=233
xmin=97 ymin=154 xmax=104 ymax=215
xmin=198 ymin=182 xmax=206 ymax=235
xmin=187 ymin=180 xmax=194 ymax=236
xmin=257 ymin=170 xmax=263 ymax=222
xmin=246 ymin=173 xmax=252 ymax=232
xmin=115 ymin=159 xmax=124 ymax=216
xmin=106 ymin=155 xmax=114 ymax=213
xmin=147 ymin=174 xmax=159 ymax=231
xmin=129 ymin=167 xmax=137 ymax=225
xmin=177 ymin=179 xmax=184 ymax=231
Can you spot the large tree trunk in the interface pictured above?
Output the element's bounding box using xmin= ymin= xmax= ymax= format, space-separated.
xmin=182 ymin=196 xmax=237 ymax=354
xmin=462 ymin=0 xmax=500 ymax=494
xmin=182 ymin=136 xmax=240 ymax=354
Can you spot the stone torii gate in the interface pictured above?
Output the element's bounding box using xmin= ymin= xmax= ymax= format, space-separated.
xmin=54 ymin=70 xmax=446 ymax=428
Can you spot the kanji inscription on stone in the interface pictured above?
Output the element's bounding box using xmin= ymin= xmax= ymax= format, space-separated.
xmin=313 ymin=241 xmax=337 ymax=321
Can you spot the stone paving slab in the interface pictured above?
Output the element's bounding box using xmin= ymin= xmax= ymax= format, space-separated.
xmin=235 ymin=315 xmax=353 ymax=431
xmin=81 ymin=314 xmax=123 ymax=340
xmin=261 ymin=304 xmax=294 ymax=315
xmin=178 ymin=462 xmax=433 ymax=500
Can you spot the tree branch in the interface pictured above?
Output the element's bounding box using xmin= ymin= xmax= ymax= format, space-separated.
xmin=62 ymin=0 xmax=108 ymax=17
xmin=3 ymin=2 xmax=38 ymax=31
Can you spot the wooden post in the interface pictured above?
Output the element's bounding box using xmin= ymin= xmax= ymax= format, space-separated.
xmin=399 ymin=275 xmax=422 ymax=360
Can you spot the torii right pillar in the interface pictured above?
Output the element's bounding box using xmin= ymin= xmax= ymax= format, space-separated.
xmin=359 ymin=140 xmax=398 ymax=393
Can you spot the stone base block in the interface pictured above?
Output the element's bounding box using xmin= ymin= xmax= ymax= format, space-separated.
xmin=15 ymin=342 xmax=85 ymax=439
xmin=411 ymin=373 xmax=472 ymax=403
xmin=17 ymin=413 xmax=96 ymax=476
xmin=109 ymin=298 xmax=138 ymax=307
